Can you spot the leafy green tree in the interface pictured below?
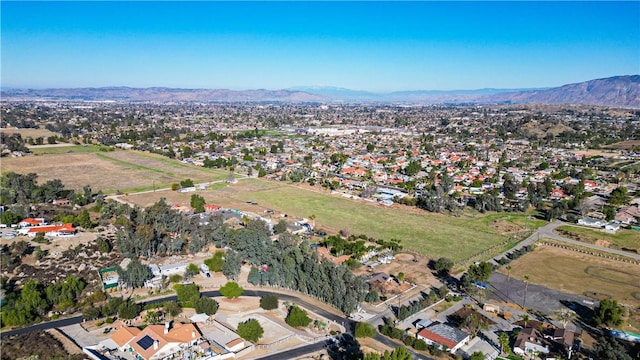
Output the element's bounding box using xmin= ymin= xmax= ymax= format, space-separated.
xmin=97 ymin=237 xmax=112 ymax=253
xmin=259 ymin=295 xmax=278 ymax=310
xmin=0 ymin=210 xmax=22 ymax=225
xmin=163 ymin=301 xmax=182 ymax=317
xmin=273 ymin=219 xmax=288 ymax=234
xmin=498 ymin=332 xmax=511 ymax=355
xmin=180 ymin=179 xmax=194 ymax=188
xmin=219 ymin=281 xmax=244 ymax=299
xmin=285 ymin=305 xmax=312 ymax=327
xmin=190 ymin=194 xmax=206 ymax=213
xmin=470 ymin=351 xmax=486 ymax=360
xmin=221 ymin=250 xmax=242 ymax=280
xmin=594 ymin=298 xmax=625 ymax=327
xmin=434 ymin=257 xmax=454 ymax=275
xmin=413 ymin=339 xmax=427 ymax=351
xmin=194 ymin=297 xmax=218 ymax=315
xmin=355 ymin=322 xmax=376 ymax=338
xmin=237 ymin=318 xmax=264 ymax=342
xmin=174 ymin=283 xmax=200 ymax=303
xmin=76 ymin=209 xmax=93 ymax=228
xmin=118 ymin=300 xmax=141 ymax=320
xmin=82 ymin=306 xmax=101 ymax=320
xmin=184 ymin=263 xmax=199 ymax=279
xmin=609 ymin=186 xmax=628 ymax=205
xmin=365 ymin=291 xmax=379 ymax=303
xmin=118 ymin=259 xmax=152 ymax=288
xmin=204 ymin=252 xmax=225 ymax=272
xmin=592 ymin=337 xmax=633 ymax=360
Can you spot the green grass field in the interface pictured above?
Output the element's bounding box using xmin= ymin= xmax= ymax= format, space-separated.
xmin=556 ymin=225 xmax=640 ymax=251
xmin=30 ymin=145 xmax=104 ymax=155
xmin=216 ymin=180 xmax=544 ymax=262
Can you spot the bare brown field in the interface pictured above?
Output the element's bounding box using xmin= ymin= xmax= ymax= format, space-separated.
xmin=0 ymin=127 xmax=60 ymax=138
xmin=501 ymin=245 xmax=640 ymax=307
xmin=122 ymin=179 xmax=283 ymax=213
xmin=1 ymin=150 xmax=228 ymax=193
xmin=606 ymin=140 xmax=640 ymax=150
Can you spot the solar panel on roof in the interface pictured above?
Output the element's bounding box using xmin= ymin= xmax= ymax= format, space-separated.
xmin=137 ymin=335 xmax=155 ymax=350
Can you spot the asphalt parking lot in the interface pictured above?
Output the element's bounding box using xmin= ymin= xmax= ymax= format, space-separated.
xmin=488 ymin=272 xmax=597 ymax=315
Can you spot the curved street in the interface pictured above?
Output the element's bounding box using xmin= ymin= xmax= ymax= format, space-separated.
xmin=0 ymin=288 xmax=431 ymax=359
xmin=491 ymin=220 xmax=640 ymax=264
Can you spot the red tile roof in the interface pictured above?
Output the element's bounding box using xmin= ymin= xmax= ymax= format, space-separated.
xmin=417 ymin=328 xmax=457 ymax=349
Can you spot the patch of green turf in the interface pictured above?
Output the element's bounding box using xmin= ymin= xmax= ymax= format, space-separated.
xmin=31 ymin=145 xmax=103 ymax=155
xmin=225 ymin=183 xmax=535 ymax=262
xmin=556 ymin=225 xmax=640 ymax=250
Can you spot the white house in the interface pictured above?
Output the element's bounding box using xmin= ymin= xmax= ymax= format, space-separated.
xmin=416 ymin=322 xmax=470 ymax=354
xmin=513 ymin=328 xmax=550 ymax=357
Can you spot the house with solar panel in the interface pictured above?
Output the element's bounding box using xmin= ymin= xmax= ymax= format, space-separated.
xmin=110 ymin=322 xmax=203 ymax=360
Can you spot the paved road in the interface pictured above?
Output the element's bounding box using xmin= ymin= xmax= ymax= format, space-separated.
xmin=490 ymin=220 xmax=640 ymax=265
xmin=538 ymin=222 xmax=640 ymax=260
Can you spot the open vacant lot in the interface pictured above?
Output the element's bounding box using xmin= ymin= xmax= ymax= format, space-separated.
xmin=555 ymin=225 xmax=640 ymax=253
xmin=500 ymin=244 xmax=640 ymax=307
xmin=123 ymin=179 xmax=542 ymax=262
xmin=1 ymin=127 xmax=60 ymax=139
xmin=1 ymin=149 xmax=229 ymax=193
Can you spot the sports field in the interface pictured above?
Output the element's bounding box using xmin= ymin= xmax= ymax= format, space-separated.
xmin=501 ymin=244 xmax=640 ymax=307
xmin=122 ymin=178 xmax=543 ymax=262
xmin=1 ymin=148 xmax=229 ymax=193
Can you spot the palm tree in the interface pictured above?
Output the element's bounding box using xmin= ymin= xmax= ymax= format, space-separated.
xmin=498 ymin=332 xmax=510 ymax=355
xmin=555 ymin=308 xmax=576 ymax=329
xmin=521 ymin=314 xmax=530 ymax=328
xmin=523 ymin=275 xmax=530 ymax=311
xmin=308 ymin=214 xmax=316 ymax=229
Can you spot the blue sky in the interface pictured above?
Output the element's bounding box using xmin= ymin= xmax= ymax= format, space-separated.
xmin=2 ymin=1 xmax=639 ymax=91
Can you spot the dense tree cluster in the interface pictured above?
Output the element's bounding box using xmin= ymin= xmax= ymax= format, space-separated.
xmin=1 ymin=275 xmax=85 ymax=327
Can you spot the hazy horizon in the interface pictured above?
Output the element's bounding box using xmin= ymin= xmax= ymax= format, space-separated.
xmin=2 ymin=2 xmax=638 ymax=92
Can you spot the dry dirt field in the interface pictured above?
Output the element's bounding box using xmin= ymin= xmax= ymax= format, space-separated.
xmin=606 ymin=140 xmax=640 ymax=150
xmin=1 ymin=149 xmax=228 ymax=193
xmin=500 ymin=245 xmax=640 ymax=307
xmin=0 ymin=127 xmax=60 ymax=138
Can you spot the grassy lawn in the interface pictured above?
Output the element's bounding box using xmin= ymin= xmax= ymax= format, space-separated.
xmin=200 ymin=180 xmax=542 ymax=262
xmin=555 ymin=225 xmax=640 ymax=251
xmin=30 ymin=145 xmax=104 ymax=155
xmin=122 ymin=178 xmax=540 ymax=262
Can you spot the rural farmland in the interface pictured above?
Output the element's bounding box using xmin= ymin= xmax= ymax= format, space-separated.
xmin=1 ymin=147 xmax=230 ymax=193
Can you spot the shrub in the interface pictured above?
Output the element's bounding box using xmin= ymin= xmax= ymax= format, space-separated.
xmin=285 ymin=305 xmax=312 ymax=327
xmin=413 ymin=339 xmax=427 ymax=351
xmin=354 ymin=322 xmax=376 ymax=338
xmin=260 ymin=295 xmax=278 ymax=310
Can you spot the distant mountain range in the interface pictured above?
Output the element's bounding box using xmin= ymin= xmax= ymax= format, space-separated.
xmin=2 ymin=75 xmax=638 ymax=107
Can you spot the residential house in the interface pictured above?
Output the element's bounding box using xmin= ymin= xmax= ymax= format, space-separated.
xmin=615 ymin=205 xmax=640 ymax=224
xmin=416 ymin=322 xmax=470 ymax=354
xmin=18 ymin=223 xmax=76 ymax=237
xmin=204 ymin=204 xmax=222 ymax=213
xmin=577 ymin=218 xmax=606 ymax=228
xmin=513 ymin=327 xmax=550 ymax=357
xmin=111 ymin=322 xmax=202 ymax=360
xmin=18 ymin=217 xmax=46 ymax=228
